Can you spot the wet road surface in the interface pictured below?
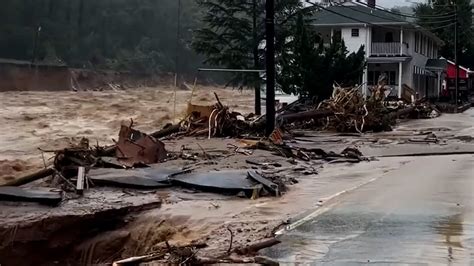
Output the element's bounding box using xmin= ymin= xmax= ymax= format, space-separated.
xmin=266 ymin=155 xmax=474 ymax=265
xmin=266 ymin=110 xmax=474 ymax=265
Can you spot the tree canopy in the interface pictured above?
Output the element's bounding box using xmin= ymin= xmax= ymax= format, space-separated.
xmin=278 ymin=13 xmax=366 ymax=99
xmin=414 ymin=0 xmax=474 ymax=67
xmin=193 ymin=0 xmax=366 ymax=100
xmin=0 ymin=0 xmax=202 ymax=75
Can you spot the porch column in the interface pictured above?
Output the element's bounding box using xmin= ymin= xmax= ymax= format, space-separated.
xmin=437 ymin=71 xmax=441 ymax=98
xmin=400 ymin=27 xmax=404 ymax=55
xmin=330 ymin=28 xmax=334 ymax=43
xmin=398 ymin=62 xmax=403 ymax=98
xmin=362 ymin=66 xmax=368 ymax=98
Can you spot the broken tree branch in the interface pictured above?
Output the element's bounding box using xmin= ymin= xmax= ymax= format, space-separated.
xmin=234 ymin=238 xmax=281 ymax=255
xmin=150 ymin=123 xmax=182 ymax=139
xmin=227 ymin=227 xmax=234 ymax=254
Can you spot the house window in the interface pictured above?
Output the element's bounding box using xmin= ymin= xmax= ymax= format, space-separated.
xmin=423 ymin=36 xmax=428 ymax=55
xmin=333 ymin=30 xmax=342 ymax=42
xmin=415 ymin=33 xmax=419 ymax=53
xmin=428 ymin=40 xmax=432 ymax=57
xmin=420 ymin=35 xmax=424 ymax=55
xmin=351 ymin=28 xmax=359 ymax=37
xmin=389 ymin=71 xmax=396 ymax=85
xmin=368 ymin=71 xmax=397 ymax=85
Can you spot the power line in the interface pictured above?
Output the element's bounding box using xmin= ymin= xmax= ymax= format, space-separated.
xmin=425 ymin=22 xmax=457 ymax=30
xmin=307 ymin=1 xmax=454 ymax=32
xmin=335 ymin=3 xmax=455 ymax=25
xmin=369 ymin=3 xmax=457 ymax=19
xmin=306 ymin=1 xmax=407 ymax=31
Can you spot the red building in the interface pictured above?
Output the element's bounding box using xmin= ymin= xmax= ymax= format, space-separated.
xmin=439 ymin=59 xmax=473 ymax=102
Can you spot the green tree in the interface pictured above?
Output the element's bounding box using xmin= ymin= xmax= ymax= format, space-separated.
xmin=414 ymin=0 xmax=474 ymax=67
xmin=278 ymin=13 xmax=366 ymax=99
xmin=0 ymin=0 xmax=204 ymax=76
xmin=193 ymin=0 xmax=302 ymax=114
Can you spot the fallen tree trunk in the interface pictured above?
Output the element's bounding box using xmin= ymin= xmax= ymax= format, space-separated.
xmin=279 ymin=109 xmax=334 ymax=124
xmin=390 ymin=106 xmax=415 ymax=119
xmin=234 ymin=238 xmax=281 ymax=255
xmin=150 ymin=123 xmax=182 ymax=139
xmin=3 ymin=168 xmax=55 ymax=186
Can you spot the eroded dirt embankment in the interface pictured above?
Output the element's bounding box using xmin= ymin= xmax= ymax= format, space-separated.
xmin=0 ymin=201 xmax=162 ymax=265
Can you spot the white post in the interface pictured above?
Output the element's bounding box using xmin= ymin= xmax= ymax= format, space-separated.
xmin=400 ymin=27 xmax=404 ymax=55
xmin=437 ymin=71 xmax=441 ymax=98
xmin=398 ymin=62 xmax=403 ymax=99
xmin=77 ymin=166 xmax=85 ymax=195
xmin=330 ymin=28 xmax=334 ymax=43
xmin=363 ymin=66 xmax=368 ymax=97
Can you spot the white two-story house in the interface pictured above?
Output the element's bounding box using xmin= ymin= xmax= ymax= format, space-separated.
xmin=312 ymin=0 xmax=444 ymax=99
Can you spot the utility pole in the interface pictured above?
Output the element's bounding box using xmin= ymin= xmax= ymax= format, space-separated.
xmin=175 ymin=0 xmax=182 ymax=87
xmin=454 ymin=2 xmax=459 ymax=107
xmin=265 ymin=0 xmax=276 ymax=136
xmin=32 ymin=26 xmax=41 ymax=64
xmin=253 ymin=0 xmax=261 ymax=115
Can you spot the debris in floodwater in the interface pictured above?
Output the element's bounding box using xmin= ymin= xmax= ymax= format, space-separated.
xmin=116 ymin=120 xmax=168 ymax=167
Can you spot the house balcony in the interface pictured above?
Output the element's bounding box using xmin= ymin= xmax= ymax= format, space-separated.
xmin=371 ymin=42 xmax=409 ymax=57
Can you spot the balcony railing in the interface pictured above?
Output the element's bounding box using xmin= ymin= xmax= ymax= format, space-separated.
xmin=371 ymin=42 xmax=408 ymax=57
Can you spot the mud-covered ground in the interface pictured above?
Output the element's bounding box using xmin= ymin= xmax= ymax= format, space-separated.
xmin=0 ymin=86 xmax=254 ymax=185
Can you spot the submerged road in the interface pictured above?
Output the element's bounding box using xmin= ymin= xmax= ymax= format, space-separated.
xmin=265 ymin=110 xmax=474 ymax=265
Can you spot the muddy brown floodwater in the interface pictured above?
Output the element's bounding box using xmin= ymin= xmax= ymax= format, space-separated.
xmin=0 ymin=86 xmax=254 ymax=185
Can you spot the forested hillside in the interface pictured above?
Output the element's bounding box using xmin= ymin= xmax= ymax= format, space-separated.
xmin=0 ymin=0 xmax=202 ymax=75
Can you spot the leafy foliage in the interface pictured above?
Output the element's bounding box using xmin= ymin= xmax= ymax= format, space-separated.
xmin=193 ymin=0 xmax=302 ymax=89
xmin=193 ymin=0 xmax=365 ymax=100
xmin=278 ymin=14 xmax=366 ymax=99
xmin=0 ymin=0 xmax=202 ymax=75
xmin=414 ymin=0 xmax=474 ymax=67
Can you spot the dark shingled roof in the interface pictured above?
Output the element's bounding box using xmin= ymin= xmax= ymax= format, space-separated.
xmin=311 ymin=4 xmax=444 ymax=45
xmin=312 ymin=4 xmax=409 ymax=26
xmin=426 ymin=59 xmax=448 ymax=71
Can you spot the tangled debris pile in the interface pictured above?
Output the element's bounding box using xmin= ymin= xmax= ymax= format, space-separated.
xmin=182 ymin=93 xmax=257 ymax=138
xmin=113 ymin=238 xmax=281 ymax=265
xmin=316 ymin=85 xmax=393 ymax=132
xmin=277 ymin=83 xmax=441 ymax=133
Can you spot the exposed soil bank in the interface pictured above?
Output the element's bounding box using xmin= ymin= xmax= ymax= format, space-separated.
xmin=0 ymin=201 xmax=161 ymax=266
